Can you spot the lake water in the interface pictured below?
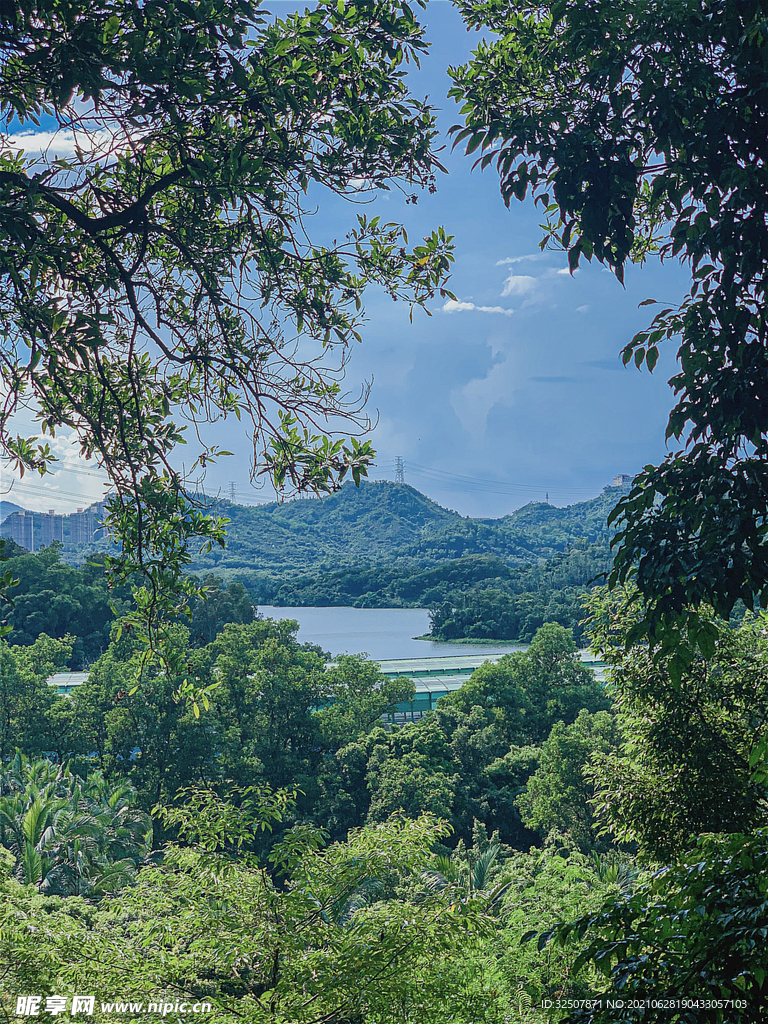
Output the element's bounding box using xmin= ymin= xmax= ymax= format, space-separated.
xmin=257 ymin=606 xmax=525 ymax=661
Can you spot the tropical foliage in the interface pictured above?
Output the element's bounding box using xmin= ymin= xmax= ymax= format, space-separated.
xmin=3 ymin=0 xmax=768 ymax=1017
xmin=2 ymin=603 xmax=768 ymax=1018
xmin=0 ymin=752 xmax=150 ymax=895
xmin=1 ymin=485 xmax=621 ymax=653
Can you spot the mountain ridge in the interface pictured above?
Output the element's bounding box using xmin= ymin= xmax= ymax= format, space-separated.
xmin=180 ymin=480 xmax=630 ymax=610
xmin=0 ymin=500 xmax=26 ymax=524
xmin=4 ymin=479 xmax=631 ymax=593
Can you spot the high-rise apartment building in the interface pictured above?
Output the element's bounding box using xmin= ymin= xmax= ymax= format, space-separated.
xmin=40 ymin=509 xmax=64 ymax=546
xmin=67 ymin=501 xmax=109 ymax=545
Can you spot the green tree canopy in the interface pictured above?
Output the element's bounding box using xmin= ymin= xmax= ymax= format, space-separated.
xmin=0 ymin=0 xmax=454 ymax=628
xmin=451 ymin=623 xmax=608 ymax=744
xmin=518 ymin=709 xmax=621 ymax=854
xmin=588 ymin=592 xmax=768 ymax=861
xmin=0 ymin=633 xmax=73 ymax=761
xmin=315 ymin=653 xmax=415 ymax=749
xmin=450 ymin=0 xmax=768 ymax=646
xmin=0 ymin=546 xmax=132 ymax=666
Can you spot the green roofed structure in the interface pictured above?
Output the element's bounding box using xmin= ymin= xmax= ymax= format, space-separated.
xmin=48 ymin=672 xmax=90 ymax=696
xmin=375 ymin=652 xmax=606 ymax=723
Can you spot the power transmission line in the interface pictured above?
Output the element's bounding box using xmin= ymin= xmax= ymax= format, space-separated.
xmin=408 ymin=462 xmax=598 ymax=494
xmin=374 ymin=459 xmax=602 ymax=498
xmin=0 ymin=479 xmax=111 ymax=506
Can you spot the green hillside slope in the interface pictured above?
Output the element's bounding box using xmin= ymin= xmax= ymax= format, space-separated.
xmin=48 ymin=479 xmax=629 ymax=619
xmin=6 ymin=480 xmax=630 ymax=645
xmin=394 ymin=487 xmax=623 ymax=566
xmin=183 ymin=481 xmax=629 ymax=616
xmin=183 ymin=480 xmax=627 ymax=576
xmin=186 ymin=482 xmax=461 ymax=573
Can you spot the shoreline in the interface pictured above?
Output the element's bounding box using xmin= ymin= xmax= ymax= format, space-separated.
xmin=412 ymin=634 xmax=522 ymax=646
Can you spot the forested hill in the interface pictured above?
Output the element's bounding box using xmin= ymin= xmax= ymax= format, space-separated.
xmin=3 ymin=480 xmax=630 ymax=636
xmin=0 ymin=486 xmax=622 ymax=660
xmin=3 ymin=478 xmax=628 ymax=575
xmin=170 ymin=480 xmax=631 ymax=631
xmin=183 ymin=478 xmax=630 ymax=577
xmin=394 ymin=484 xmax=624 ymax=566
xmin=192 ymin=481 xmax=462 ymax=573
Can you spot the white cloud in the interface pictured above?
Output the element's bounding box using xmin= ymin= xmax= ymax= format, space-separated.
xmin=434 ymin=260 xmax=579 ymax=321
xmin=501 ymin=274 xmax=537 ymax=297
xmin=442 ymin=300 xmax=476 ymax=313
xmin=347 ymin=176 xmax=375 ymax=191
xmin=1 ymin=127 xmax=136 ymax=163
xmin=451 ymin=358 xmax=516 ymax=438
xmin=492 ymin=265 xmax=579 ymax=310
xmin=1 ymin=429 xmax=110 ymax=514
xmin=576 ymin=304 xmax=590 ymax=314
xmin=496 ymin=253 xmax=548 ymax=266
xmin=441 ymin=299 xmax=514 ymax=316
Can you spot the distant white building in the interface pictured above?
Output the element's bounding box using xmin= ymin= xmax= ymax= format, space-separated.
xmin=67 ymin=500 xmax=109 ymax=545
xmin=2 ymin=497 xmax=114 ymax=551
xmin=40 ymin=510 xmax=64 ymax=546
xmin=613 ymin=474 xmax=633 ymax=486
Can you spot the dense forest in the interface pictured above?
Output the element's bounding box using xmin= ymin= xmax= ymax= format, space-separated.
xmin=2 ymin=481 xmax=627 ymax=577
xmin=0 ymin=541 xmax=256 ymax=668
xmin=1 ymin=482 xmax=627 ymax=652
xmin=3 ymin=604 xmax=767 ymax=1020
xmin=0 ymin=532 xmax=763 ymax=1023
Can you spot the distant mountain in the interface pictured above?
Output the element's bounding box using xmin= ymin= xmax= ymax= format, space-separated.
xmin=0 ymin=500 xmax=26 ymax=523
xmin=396 ymin=485 xmax=625 ymax=566
xmin=53 ymin=478 xmax=632 ymax=601
xmin=183 ymin=481 xmax=462 ymax=574
xmin=174 ymin=479 xmax=631 ymax=601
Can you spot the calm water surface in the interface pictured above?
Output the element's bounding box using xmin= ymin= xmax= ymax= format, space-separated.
xmin=257 ymin=606 xmax=525 ymax=661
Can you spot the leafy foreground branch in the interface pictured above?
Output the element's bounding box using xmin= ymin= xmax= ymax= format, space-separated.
xmin=450 ymin=0 xmax=768 ymax=652
xmin=535 ymin=830 xmax=768 ymax=1024
xmin=0 ymin=0 xmax=454 ymax=642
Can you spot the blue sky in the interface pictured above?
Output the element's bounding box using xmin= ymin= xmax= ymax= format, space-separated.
xmin=2 ymin=1 xmax=692 ymax=518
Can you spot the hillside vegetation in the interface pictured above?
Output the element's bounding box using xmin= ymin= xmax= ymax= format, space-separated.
xmin=191 ymin=479 xmax=627 ymax=589
xmin=200 ymin=480 xmax=624 ymax=573
xmin=2 ymin=482 xmax=629 ymax=647
xmin=202 ymin=481 xmax=627 ymax=641
xmin=5 ymin=480 xmax=627 ymax=573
